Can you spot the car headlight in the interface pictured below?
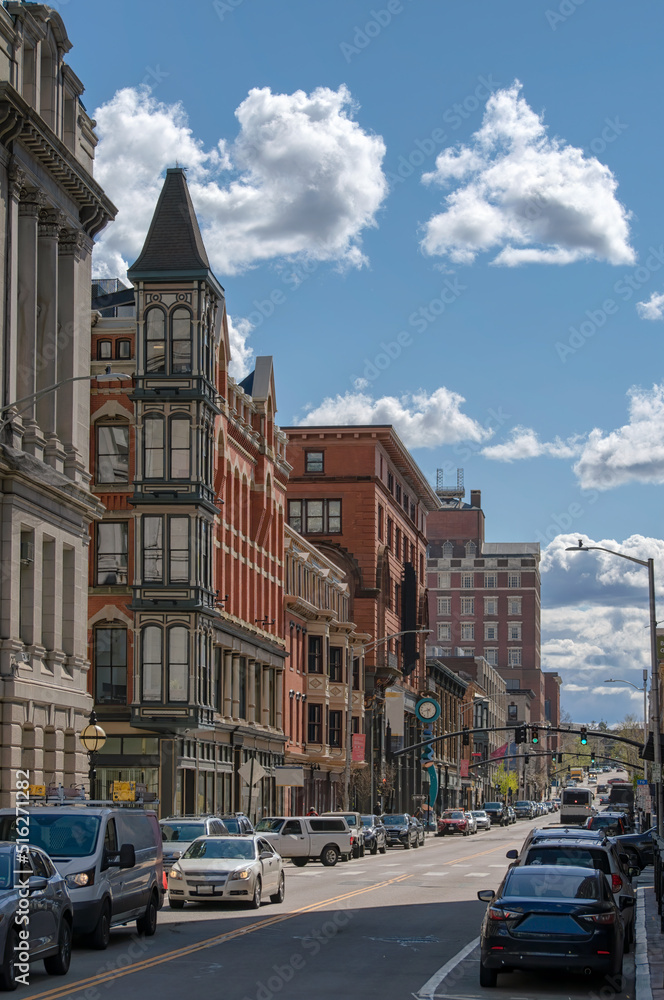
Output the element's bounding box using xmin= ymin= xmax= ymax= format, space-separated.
xmin=230 ymin=869 xmax=251 ymax=880
xmin=169 ymin=868 xmax=183 ymax=880
xmin=65 ymin=869 xmax=95 ymax=889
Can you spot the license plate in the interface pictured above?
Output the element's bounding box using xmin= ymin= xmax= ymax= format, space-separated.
xmin=197 ymin=885 xmax=214 ymax=894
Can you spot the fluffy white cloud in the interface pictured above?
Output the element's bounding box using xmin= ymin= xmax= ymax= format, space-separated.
xmin=637 ymin=291 xmax=664 ymax=320
xmin=296 ymin=387 xmax=492 ymax=449
xmin=93 ymin=85 xmax=387 ymax=278
xmin=420 ymin=81 xmax=634 ymax=267
xmin=573 ymin=384 xmax=664 ymax=489
xmin=227 ymin=316 xmax=254 ymax=381
xmin=482 ymin=426 xmax=583 ymax=462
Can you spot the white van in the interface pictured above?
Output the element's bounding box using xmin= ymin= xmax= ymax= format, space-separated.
xmin=0 ymin=806 xmax=163 ymax=949
xmin=255 ymin=816 xmax=352 ymax=867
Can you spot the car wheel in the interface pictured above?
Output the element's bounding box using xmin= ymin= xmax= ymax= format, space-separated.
xmin=370 ymin=843 xmax=378 ymax=856
xmin=404 ymin=839 xmax=410 ymax=849
xmin=270 ymin=873 xmax=285 ymax=904
xmin=479 ymin=962 xmax=497 ymax=988
xmin=44 ymin=918 xmax=72 ymax=976
xmin=136 ymin=890 xmax=158 ymax=936
xmin=379 ymin=844 xmax=387 ymax=855
xmin=89 ymin=900 xmax=111 ymax=950
xmin=613 ymin=945 xmax=624 ymax=979
xmin=169 ymin=897 xmax=185 ymax=910
xmin=0 ymin=927 xmax=18 ymax=991
xmin=321 ymin=845 xmax=339 ymax=867
xmin=352 ymin=846 xmax=360 ymax=859
xmin=624 ymin=919 xmax=633 ymax=954
xmin=360 ymin=845 xmax=365 ymax=857
xmin=413 ymin=837 xmax=419 ymax=849
xmin=248 ymin=878 xmax=262 ymax=909
xmin=292 ymin=858 xmax=308 ymax=867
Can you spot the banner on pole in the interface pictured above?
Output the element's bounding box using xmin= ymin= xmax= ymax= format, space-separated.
xmin=352 ymin=734 xmax=366 ymax=761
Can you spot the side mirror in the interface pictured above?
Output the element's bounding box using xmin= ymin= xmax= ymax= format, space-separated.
xmin=170 ymin=850 xmax=182 ymax=861
xmin=621 ymin=896 xmax=636 ymax=907
xmin=28 ymin=876 xmax=47 ymax=893
xmin=628 ymin=867 xmax=640 ymax=879
xmin=260 ymin=851 xmax=272 ymax=860
xmin=506 ymin=849 xmax=518 ymax=859
xmin=119 ymin=844 xmax=136 ymax=869
xmin=477 ymin=890 xmax=495 ymax=902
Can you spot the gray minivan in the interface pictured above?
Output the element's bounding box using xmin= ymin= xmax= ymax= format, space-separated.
xmin=0 ymin=807 xmax=163 ymax=949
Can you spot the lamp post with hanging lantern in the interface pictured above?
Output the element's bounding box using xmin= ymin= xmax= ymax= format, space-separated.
xmin=79 ymin=711 xmax=106 ymax=801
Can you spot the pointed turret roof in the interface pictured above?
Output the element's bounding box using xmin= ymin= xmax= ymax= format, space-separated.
xmin=128 ymin=168 xmax=222 ymax=290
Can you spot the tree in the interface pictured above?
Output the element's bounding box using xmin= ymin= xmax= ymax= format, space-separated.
xmin=495 ymin=763 xmax=518 ymax=798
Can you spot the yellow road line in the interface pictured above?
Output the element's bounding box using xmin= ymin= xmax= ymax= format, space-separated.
xmin=23 ymin=872 xmax=414 ymax=1000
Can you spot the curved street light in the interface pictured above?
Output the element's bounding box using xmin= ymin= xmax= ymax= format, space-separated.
xmin=605 ymin=673 xmax=649 ymax=782
xmin=566 ymin=540 xmax=661 ymax=834
xmin=0 ymin=367 xmax=131 ymax=437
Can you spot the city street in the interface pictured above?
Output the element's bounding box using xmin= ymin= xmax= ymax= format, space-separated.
xmin=18 ymin=816 xmax=636 ymax=1000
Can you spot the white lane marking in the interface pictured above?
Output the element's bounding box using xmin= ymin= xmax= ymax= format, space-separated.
xmin=464 ymin=872 xmax=490 ymax=877
xmin=414 ymin=863 xmax=437 ymax=867
xmin=452 ymin=863 xmax=470 ymax=867
xmin=489 ymin=864 xmax=507 ymax=868
xmin=384 ymin=863 xmax=402 ymax=866
xmin=414 ymin=935 xmax=480 ymax=1000
xmin=422 ymin=871 xmax=448 ymax=876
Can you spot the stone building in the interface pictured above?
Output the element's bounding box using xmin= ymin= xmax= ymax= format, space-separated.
xmin=0 ymin=3 xmax=115 ymax=803
xmin=88 ymin=169 xmax=289 ymax=818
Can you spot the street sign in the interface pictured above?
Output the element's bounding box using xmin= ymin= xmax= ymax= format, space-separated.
xmin=238 ymin=760 xmax=267 ymax=785
xmin=651 ymin=764 xmax=661 ymax=782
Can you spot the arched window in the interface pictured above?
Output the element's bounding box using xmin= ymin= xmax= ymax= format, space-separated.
xmin=465 ymin=540 xmax=477 ymax=557
xmin=170 ymin=415 xmax=191 ymax=479
xmin=171 ymin=308 xmax=192 ymax=373
xmin=145 ymin=308 xmax=166 ymax=373
xmin=142 ymin=626 xmax=162 ymax=702
xmin=442 ymin=541 xmax=454 ymax=558
xmin=168 ymin=626 xmax=189 ymax=702
xmin=116 ymin=339 xmax=131 ymax=360
xmin=143 ymin=414 xmax=165 ymax=478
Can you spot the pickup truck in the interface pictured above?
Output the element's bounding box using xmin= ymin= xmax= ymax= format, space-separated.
xmin=255 ymin=815 xmax=352 ymax=867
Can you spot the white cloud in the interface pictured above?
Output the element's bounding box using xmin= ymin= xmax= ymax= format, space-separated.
xmin=296 ymin=387 xmax=492 ymax=449
xmin=482 ymin=426 xmax=583 ymax=462
xmin=573 ymin=384 xmax=664 ymax=489
xmin=93 ymin=84 xmax=387 ymax=279
xmin=420 ymin=80 xmax=634 ymax=267
xmin=564 ymin=683 xmax=590 ymax=692
xmin=227 ymin=316 xmax=254 ymax=381
xmin=637 ymin=291 xmax=664 ymax=320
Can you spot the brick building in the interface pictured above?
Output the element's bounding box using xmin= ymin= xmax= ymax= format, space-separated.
xmin=88 ymin=169 xmax=289 ymax=818
xmin=282 ymin=425 xmax=440 ymax=813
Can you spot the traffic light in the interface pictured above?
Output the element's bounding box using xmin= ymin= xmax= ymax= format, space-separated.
xmin=462 ymin=727 xmax=470 ymax=746
xmin=531 ymin=725 xmax=539 ymax=745
xmin=551 ymin=752 xmax=557 ymax=764
xmin=515 ymin=724 xmax=527 ymax=745
xmin=580 ymin=727 xmax=588 ymax=745
xmin=590 ymin=752 xmax=596 ymax=765
xmin=559 ymin=753 xmax=563 ymax=763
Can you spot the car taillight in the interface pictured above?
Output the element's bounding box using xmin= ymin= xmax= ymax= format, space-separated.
xmin=488 ymin=907 xmax=520 ymax=921
xmin=580 ymin=912 xmax=616 ymax=924
xmin=611 ymin=874 xmax=622 ymax=892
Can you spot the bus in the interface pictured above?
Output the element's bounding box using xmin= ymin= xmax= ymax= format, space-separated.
xmin=569 ymin=767 xmax=585 ymax=782
xmin=560 ymin=787 xmax=594 ymax=824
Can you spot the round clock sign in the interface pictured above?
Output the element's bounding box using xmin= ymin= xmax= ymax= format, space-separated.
xmin=415 ymin=697 xmax=441 ymax=723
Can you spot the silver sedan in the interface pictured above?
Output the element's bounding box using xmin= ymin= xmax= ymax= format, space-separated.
xmin=168 ymin=835 xmax=285 ymax=910
xmin=471 ymin=810 xmax=491 ymax=831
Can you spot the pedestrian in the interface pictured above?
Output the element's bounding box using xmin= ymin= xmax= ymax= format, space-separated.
xmin=306 ymin=807 xmax=318 ymax=816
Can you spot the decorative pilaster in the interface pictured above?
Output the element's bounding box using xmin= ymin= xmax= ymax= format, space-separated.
xmin=222 ymin=650 xmax=232 ymax=718
xmin=17 ymin=188 xmax=46 ymax=459
xmin=57 ymin=228 xmax=90 ymax=482
xmin=38 ymin=211 xmax=65 ymax=470
xmin=261 ymin=665 xmax=270 ymax=727
xmin=231 ymin=653 xmax=241 ymax=720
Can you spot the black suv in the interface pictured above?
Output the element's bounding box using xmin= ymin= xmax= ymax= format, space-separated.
xmin=382 ymin=813 xmax=418 ymax=849
xmin=218 ymin=814 xmax=255 ymax=836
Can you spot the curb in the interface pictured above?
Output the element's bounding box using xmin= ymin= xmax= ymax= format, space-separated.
xmin=636 ymin=886 xmax=653 ymax=1000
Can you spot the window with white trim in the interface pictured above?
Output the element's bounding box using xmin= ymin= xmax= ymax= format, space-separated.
xmin=460 ymin=597 xmax=474 ymax=615
xmin=437 ymin=572 xmax=450 ymax=588
xmin=484 ymin=597 xmax=498 ymax=615
xmin=442 ymin=541 xmax=454 ymax=558
xmin=460 ymin=623 xmax=474 ymax=641
xmin=507 ymin=572 xmax=521 ymax=588
xmin=465 ymin=540 xmax=476 ymax=557
xmin=508 ymin=623 xmax=522 ymax=641
xmin=484 ymin=622 xmax=498 ymax=641
xmin=437 ymin=597 xmax=451 ymax=615
xmin=484 ymin=572 xmax=497 ymax=588
xmin=508 ymin=597 xmax=522 ymax=615
xmin=507 ymin=648 xmax=522 ymax=666
xmin=437 ymin=623 xmax=451 ymax=641
xmin=484 ymin=648 xmax=498 ymax=666
xmin=461 ymin=573 xmax=474 ymax=588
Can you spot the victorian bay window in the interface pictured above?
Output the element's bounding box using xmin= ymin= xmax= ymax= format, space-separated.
xmin=170 ymin=415 xmax=191 ymax=478
xmin=143 ymin=414 xmax=164 ymax=478
xmin=142 ymin=515 xmax=190 ymax=584
xmin=171 ymin=308 xmax=192 ymax=373
xmin=168 ymin=627 xmax=189 ymax=701
xmin=145 ymin=308 xmax=166 ymax=373
xmin=142 ymin=625 xmax=162 ymax=701
xmin=95 ymin=627 xmax=127 ymax=704
xmin=142 ymin=414 xmax=191 ymax=481
xmin=140 ymin=624 xmax=190 ymax=703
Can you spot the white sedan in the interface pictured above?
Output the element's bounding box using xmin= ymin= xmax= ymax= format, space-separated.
xmin=168 ymin=835 xmax=285 ymax=910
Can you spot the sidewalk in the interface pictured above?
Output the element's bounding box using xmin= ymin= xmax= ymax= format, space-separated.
xmin=637 ymin=877 xmax=659 ymax=1000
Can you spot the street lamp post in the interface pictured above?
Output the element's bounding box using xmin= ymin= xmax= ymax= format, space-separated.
xmin=344 ymin=629 xmax=431 ymax=811
xmin=566 ymin=541 xmax=662 ymax=835
xmin=79 ymin=711 xmax=106 ymax=801
xmin=604 ymin=672 xmax=649 ymax=782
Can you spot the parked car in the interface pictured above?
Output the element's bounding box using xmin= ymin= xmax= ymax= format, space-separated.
xmin=585 ymin=812 xmax=627 ymax=837
xmin=0 ymin=806 xmax=163 ymax=949
xmin=412 ymin=817 xmax=426 ymax=845
xmin=464 ymin=811 xmax=478 ymax=835
xmin=217 ymin=814 xmax=255 ymax=836
xmin=513 ymin=800 xmax=535 ymax=819
xmin=612 ymin=826 xmax=655 ymax=871
xmin=255 ymin=815 xmax=351 ymax=866
xmin=477 ymin=865 xmax=626 ymax=987
xmin=0 ymin=842 xmax=73 ymax=990
xmin=510 ymin=825 xmax=605 ymax=862
xmin=160 ymin=816 xmax=229 ymax=866
xmin=599 ymin=794 xmax=610 ymax=804
xmin=168 ymin=835 xmax=284 ymax=909
xmin=506 ymin=805 xmax=517 ymax=824
xmin=471 ymin=810 xmax=491 ymax=831
xmin=321 ymin=812 xmax=366 ymax=858
xmin=482 ymin=802 xmax=508 ymax=826
xmin=508 ymin=835 xmax=637 ymax=950
xmin=438 ymin=809 xmax=470 ymax=836
xmin=360 ymin=815 xmax=387 ymax=855
xmin=382 ymin=814 xmax=418 ymax=849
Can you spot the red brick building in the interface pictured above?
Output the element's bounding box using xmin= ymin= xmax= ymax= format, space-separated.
xmin=88 ymin=169 xmax=289 ymax=818
xmin=282 ymin=425 xmax=440 ymax=812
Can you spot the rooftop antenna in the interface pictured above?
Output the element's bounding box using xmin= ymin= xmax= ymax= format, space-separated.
xmin=435 ymin=468 xmax=465 ymax=507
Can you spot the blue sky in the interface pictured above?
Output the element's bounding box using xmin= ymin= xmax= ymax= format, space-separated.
xmin=52 ymin=0 xmax=664 ymax=724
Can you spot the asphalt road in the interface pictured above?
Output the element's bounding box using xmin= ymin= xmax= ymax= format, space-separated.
xmin=17 ymin=812 xmax=636 ymax=1000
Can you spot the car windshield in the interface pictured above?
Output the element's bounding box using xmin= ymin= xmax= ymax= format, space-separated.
xmin=443 ymin=811 xmax=464 ymax=819
xmin=504 ymin=869 xmax=600 ymax=899
xmin=255 ymin=819 xmax=284 ymax=833
xmin=221 ymin=818 xmax=240 ymax=834
xmin=161 ymin=822 xmax=205 ymax=842
xmin=484 ymin=803 xmax=500 ymax=809
xmin=382 ymin=815 xmax=407 ymax=826
xmin=361 ymin=817 xmax=374 ymax=827
xmin=472 ymin=811 xmax=487 ymax=817
xmin=0 ymin=813 xmax=100 ymax=858
xmin=182 ymin=839 xmax=255 ymax=861
xmin=515 ymin=801 xmax=530 ymax=807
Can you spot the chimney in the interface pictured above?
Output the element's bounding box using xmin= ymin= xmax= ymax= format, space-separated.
xmin=470 ymin=489 xmax=481 ymax=509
